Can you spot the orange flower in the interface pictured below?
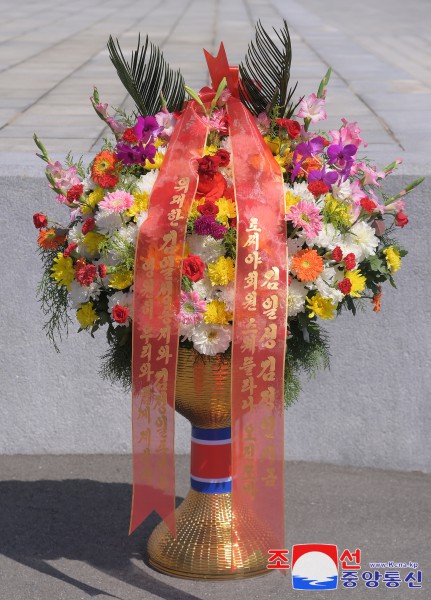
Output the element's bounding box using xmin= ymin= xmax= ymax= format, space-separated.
xmin=37 ymin=229 xmax=66 ymax=251
xmin=291 ymin=248 xmax=324 ymax=282
xmin=372 ymin=292 xmax=382 ymax=313
xmin=299 ymin=156 xmax=322 ymax=180
xmin=91 ymin=150 xmax=118 ymax=186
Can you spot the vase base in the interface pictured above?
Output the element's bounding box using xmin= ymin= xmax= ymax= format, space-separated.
xmin=147 ymin=489 xmax=272 ymax=580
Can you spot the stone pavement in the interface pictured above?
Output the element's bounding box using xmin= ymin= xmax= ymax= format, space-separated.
xmin=0 ymin=0 xmax=430 ymax=174
xmin=1 ymin=454 xmax=430 ymax=600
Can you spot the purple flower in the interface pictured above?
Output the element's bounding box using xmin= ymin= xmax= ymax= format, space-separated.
xmin=327 ymin=142 xmax=357 ymax=167
xmin=292 ymin=136 xmax=324 ymax=180
xmin=308 ymin=165 xmax=339 ymax=187
xmin=194 ymin=215 xmax=227 ymax=239
xmin=134 ymin=116 xmax=160 ymax=142
xmin=115 ymin=141 xmax=156 ymax=165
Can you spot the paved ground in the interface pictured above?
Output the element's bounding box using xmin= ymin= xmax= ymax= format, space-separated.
xmin=0 ymin=0 xmax=430 ymax=174
xmin=1 ymin=454 xmax=430 ymax=600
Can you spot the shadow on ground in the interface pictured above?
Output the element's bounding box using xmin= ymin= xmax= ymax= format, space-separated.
xmin=0 ymin=480 xmax=199 ymax=599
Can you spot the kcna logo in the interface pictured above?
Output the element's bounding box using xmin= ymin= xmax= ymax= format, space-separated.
xmin=291 ymin=544 xmax=339 ymax=590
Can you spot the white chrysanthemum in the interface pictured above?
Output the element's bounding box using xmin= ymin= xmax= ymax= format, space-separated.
xmin=331 ymin=178 xmax=351 ymax=201
xmin=221 ymin=136 xmax=232 ymax=152
xmin=285 ymin=181 xmax=315 ymax=203
xmin=95 ymin=209 xmax=122 ymax=235
xmin=191 ymin=323 xmax=232 ymax=356
xmin=82 ymin=175 xmax=96 ymax=193
xmin=117 ymin=223 xmax=138 ymax=246
xmin=179 ymin=322 xmax=194 ymax=341
xmin=216 ymin=281 xmax=235 ymax=312
xmin=220 ymin=165 xmax=234 ymax=187
xmin=193 ymin=277 xmax=217 ymax=302
xmin=339 ymin=221 xmax=379 ymax=262
xmin=69 ymin=280 xmax=101 ymax=309
xmin=308 ymin=222 xmax=340 ymax=249
xmin=108 ymin=290 xmax=134 ymax=327
xmin=187 ymin=234 xmax=225 ymax=263
xmin=136 ymin=210 xmax=149 ymax=231
xmin=313 ymin=266 xmax=344 ymax=304
xmin=287 ymin=280 xmax=308 ymax=317
xmin=68 ymin=222 xmax=92 ymax=259
xmin=135 ymin=170 xmax=158 ymax=196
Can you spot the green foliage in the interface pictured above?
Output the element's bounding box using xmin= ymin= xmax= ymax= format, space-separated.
xmin=99 ymin=325 xmax=132 ymax=390
xmin=36 ymin=247 xmax=72 ymax=352
xmin=64 ymin=151 xmax=86 ymax=178
xmin=99 ymin=233 xmax=135 ymax=273
xmin=284 ymin=319 xmax=331 ymax=407
xmin=108 ymin=34 xmax=185 ymax=117
xmin=239 ymin=20 xmax=299 ymax=118
xmin=223 ymin=227 xmax=237 ymax=259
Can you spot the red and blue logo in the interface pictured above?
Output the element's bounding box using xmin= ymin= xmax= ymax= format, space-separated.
xmin=292 ymin=544 xmax=339 ymax=589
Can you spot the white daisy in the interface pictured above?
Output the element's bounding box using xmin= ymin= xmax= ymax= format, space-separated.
xmin=308 ymin=222 xmax=340 ymax=249
xmin=331 ymin=178 xmax=351 ymax=201
xmin=287 ymin=280 xmax=308 ymax=317
xmin=117 ymin=223 xmax=138 ymax=246
xmin=134 ymin=171 xmax=158 ymax=196
xmin=339 ymin=221 xmax=379 ymax=262
xmin=187 ymin=234 xmax=225 ymax=263
xmin=193 ymin=277 xmax=217 ymax=302
xmin=191 ymin=322 xmax=232 ymax=356
xmin=285 ymin=181 xmax=316 ymax=203
xmin=216 ymin=281 xmax=235 ymax=312
xmin=69 ymin=280 xmax=101 ymax=309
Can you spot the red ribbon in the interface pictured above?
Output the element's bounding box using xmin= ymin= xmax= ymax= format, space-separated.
xmin=131 ymin=45 xmax=287 ymax=568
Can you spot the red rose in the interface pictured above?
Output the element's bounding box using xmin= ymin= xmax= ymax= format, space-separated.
xmin=63 ymin=242 xmax=78 ymax=258
xmin=216 ymin=148 xmax=230 ymax=167
xmin=197 ymin=172 xmax=227 ymax=200
xmin=67 ymin=184 xmax=84 ymax=203
xmin=33 ymin=213 xmax=47 ymax=229
xmin=395 ymin=212 xmax=409 ymax=227
xmin=344 ymin=253 xmax=356 ymax=271
xmin=308 ymin=180 xmax=329 ymax=199
xmin=360 ymin=196 xmax=377 ymax=214
xmin=182 ymin=254 xmax=205 ymax=282
xmin=122 ymin=127 xmax=139 ymax=144
xmin=331 ymin=246 xmax=343 ymax=262
xmin=338 ymin=278 xmax=352 ymax=295
xmin=75 ymin=264 xmax=97 ymax=286
xmin=276 ymin=118 xmax=300 ymax=139
xmin=82 ymin=217 xmax=95 ymax=234
xmin=197 ymin=200 xmax=219 ymax=217
xmin=98 ymin=264 xmax=107 ymax=278
xmin=112 ymin=304 xmax=129 ymax=324
xmin=197 ymin=155 xmax=221 ymax=178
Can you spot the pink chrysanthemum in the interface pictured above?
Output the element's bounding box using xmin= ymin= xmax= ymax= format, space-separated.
xmin=98 ymin=190 xmax=134 ymax=213
xmin=178 ymin=291 xmax=207 ymax=324
xmin=286 ymin=200 xmax=323 ymax=238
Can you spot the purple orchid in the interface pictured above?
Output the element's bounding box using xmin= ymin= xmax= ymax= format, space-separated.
xmin=134 ymin=116 xmax=160 ymax=142
xmin=115 ymin=141 xmax=157 ymax=166
xmin=308 ymin=165 xmax=339 ymax=187
xmin=291 ymin=136 xmax=324 ymax=180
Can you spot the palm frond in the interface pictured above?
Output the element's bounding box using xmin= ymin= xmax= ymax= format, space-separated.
xmin=107 ymin=34 xmax=185 ymax=116
xmin=239 ymin=20 xmax=299 ymax=118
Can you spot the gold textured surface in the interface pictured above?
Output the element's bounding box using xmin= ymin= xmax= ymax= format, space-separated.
xmin=175 ymin=348 xmax=231 ymax=428
xmin=147 ymin=490 xmax=271 ymax=579
xmin=147 ymin=348 xmax=270 ymax=579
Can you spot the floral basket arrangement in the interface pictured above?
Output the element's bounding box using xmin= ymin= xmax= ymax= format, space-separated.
xmin=33 ymin=21 xmax=423 ymax=579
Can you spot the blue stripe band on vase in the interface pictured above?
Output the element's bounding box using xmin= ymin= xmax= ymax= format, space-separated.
xmin=191 ymin=425 xmax=231 ymax=441
xmin=191 ymin=477 xmax=232 ymax=494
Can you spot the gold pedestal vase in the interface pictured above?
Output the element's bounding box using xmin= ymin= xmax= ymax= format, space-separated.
xmin=147 ymin=348 xmax=271 ymax=579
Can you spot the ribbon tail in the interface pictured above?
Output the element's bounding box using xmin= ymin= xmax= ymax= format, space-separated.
xmin=203 ymin=42 xmax=239 ymax=98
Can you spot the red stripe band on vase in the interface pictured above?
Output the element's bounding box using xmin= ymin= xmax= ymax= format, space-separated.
xmin=190 ymin=426 xmax=232 ymax=494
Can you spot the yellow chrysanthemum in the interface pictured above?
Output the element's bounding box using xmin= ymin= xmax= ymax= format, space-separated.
xmin=264 ymin=135 xmax=280 ymax=155
xmin=108 ymin=270 xmax=134 ymax=290
xmin=81 ymin=187 xmax=105 ymax=215
xmin=82 ymin=232 xmax=105 ymax=256
xmin=204 ymin=299 xmax=233 ymax=325
xmin=154 ymin=137 xmax=165 ymax=148
xmin=207 ymin=256 xmax=235 ymax=286
xmin=384 ymin=246 xmax=401 ymax=273
xmin=76 ymin=302 xmax=98 ymax=329
xmin=51 ymin=253 xmax=75 ymax=290
xmin=145 ymin=152 xmax=164 ymax=170
xmin=274 ymin=154 xmax=286 ymax=172
xmin=215 ymin=196 xmax=236 ymax=225
xmin=204 ymin=145 xmax=218 ymax=156
xmin=306 ymin=293 xmax=336 ymax=320
xmin=345 ymin=269 xmax=366 ymax=297
xmin=127 ymin=191 xmax=149 ymax=217
xmin=324 ymin=194 xmax=353 ymax=227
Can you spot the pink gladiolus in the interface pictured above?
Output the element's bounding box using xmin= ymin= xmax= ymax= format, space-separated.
xmin=297 ymin=93 xmax=327 ymax=123
xmin=155 ymin=109 xmax=177 ymax=138
xmin=255 ymin=112 xmax=271 ymax=134
xmin=329 ymin=119 xmax=367 ymax=148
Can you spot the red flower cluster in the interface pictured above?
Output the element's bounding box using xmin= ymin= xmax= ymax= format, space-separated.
xmin=63 ymin=242 xmax=78 ymax=257
xmin=395 ymin=212 xmax=409 ymax=227
xmin=338 ymin=278 xmax=352 ymax=295
xmin=67 ymin=183 xmax=84 ymax=203
xmin=308 ymin=180 xmax=329 ymax=198
xmin=276 ymin=118 xmax=300 ymax=139
xmin=82 ymin=217 xmax=95 ymax=234
xmin=98 ymin=264 xmax=107 ymax=278
xmin=182 ymin=254 xmax=205 ymax=282
xmin=33 ymin=213 xmax=47 ymax=229
xmin=197 ymin=200 xmax=219 ymax=217
xmin=122 ymin=127 xmax=139 ymax=144
xmin=75 ymin=263 xmax=97 ymax=286
xmin=344 ymin=253 xmax=356 ymax=271
xmin=360 ymin=196 xmax=377 ymax=214
xmin=112 ymin=305 xmax=129 ymax=324
xmin=331 ymin=246 xmax=343 ymax=262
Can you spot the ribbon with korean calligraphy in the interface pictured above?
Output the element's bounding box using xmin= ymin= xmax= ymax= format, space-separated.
xmin=227 ymin=96 xmax=287 ymax=568
xmin=130 ymin=102 xmax=208 ymax=536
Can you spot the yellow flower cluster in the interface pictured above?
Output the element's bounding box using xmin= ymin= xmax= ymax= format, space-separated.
xmin=345 ymin=270 xmax=366 ymax=297
xmin=76 ymin=302 xmax=98 ymax=329
xmin=51 ymin=253 xmax=74 ymax=290
xmin=145 ymin=152 xmax=165 ymax=170
xmin=204 ymin=299 xmax=232 ymax=325
xmin=127 ymin=191 xmax=149 ymax=217
xmin=108 ymin=270 xmax=134 ymax=290
xmin=324 ymin=194 xmax=353 ymax=227
xmin=306 ymin=293 xmax=336 ymax=320
xmin=81 ymin=187 xmax=105 ymax=215
xmin=207 ymin=256 xmax=235 ymax=286
xmin=82 ymin=232 xmax=105 ymax=256
xmin=215 ymin=196 xmax=236 ymax=225
xmin=384 ymin=246 xmax=401 ymax=273
xmin=285 ymin=191 xmax=301 ymax=211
